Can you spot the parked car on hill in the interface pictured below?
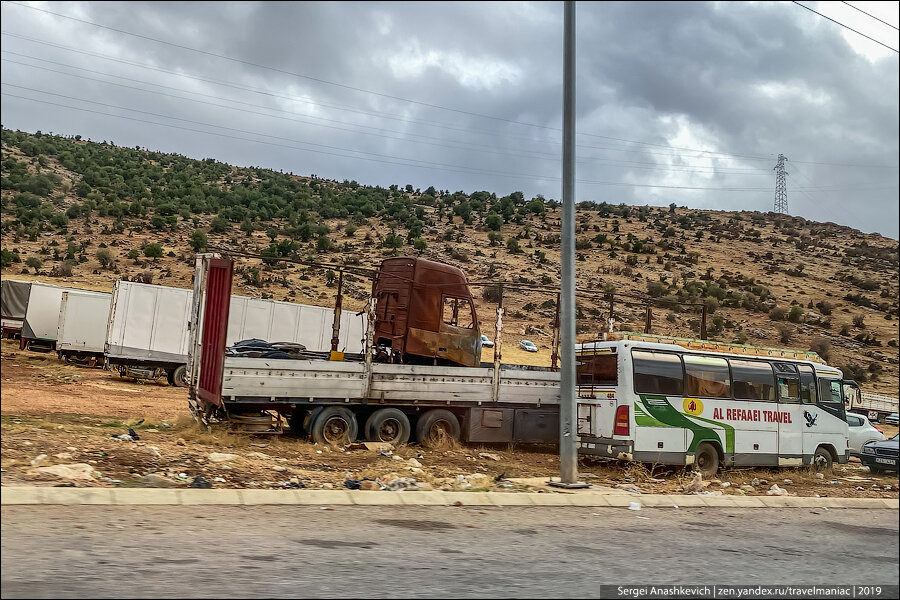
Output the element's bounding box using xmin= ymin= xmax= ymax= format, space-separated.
xmin=885 ymin=413 xmax=899 ymax=426
xmin=480 ymin=334 xmax=494 ymax=348
xmin=519 ymin=339 xmax=538 ymax=352
xmin=846 ymin=412 xmax=885 ymax=455
xmin=858 ymin=434 xmax=899 ymax=474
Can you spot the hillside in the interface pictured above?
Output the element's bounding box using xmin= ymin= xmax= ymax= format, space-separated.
xmin=2 ymin=128 xmax=898 ymax=394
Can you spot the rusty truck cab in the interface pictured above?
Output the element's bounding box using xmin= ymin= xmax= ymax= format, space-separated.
xmin=372 ymin=257 xmax=481 ymax=367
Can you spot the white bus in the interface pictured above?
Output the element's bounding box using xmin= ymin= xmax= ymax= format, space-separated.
xmin=575 ymin=335 xmax=851 ymax=476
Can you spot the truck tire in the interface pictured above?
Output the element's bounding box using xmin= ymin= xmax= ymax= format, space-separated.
xmin=694 ymin=442 xmax=720 ymax=478
xmin=168 ymin=365 xmax=188 ymax=387
xmin=416 ymin=409 xmax=460 ymax=450
xmin=365 ymin=409 xmax=411 ymax=445
xmin=310 ymin=406 xmax=358 ymax=446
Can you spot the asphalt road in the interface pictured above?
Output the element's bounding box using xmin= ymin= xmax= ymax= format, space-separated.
xmin=1 ymin=505 xmax=897 ymax=598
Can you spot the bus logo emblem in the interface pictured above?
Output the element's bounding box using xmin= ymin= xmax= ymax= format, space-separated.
xmin=683 ymin=398 xmax=704 ymax=416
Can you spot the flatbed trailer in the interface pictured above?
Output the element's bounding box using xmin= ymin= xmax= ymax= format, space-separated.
xmin=188 ymin=255 xmax=561 ymax=446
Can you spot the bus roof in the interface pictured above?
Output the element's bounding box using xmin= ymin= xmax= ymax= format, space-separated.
xmin=576 ymin=336 xmax=842 ymax=377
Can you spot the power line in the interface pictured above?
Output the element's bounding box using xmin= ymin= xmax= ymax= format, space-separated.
xmin=0 ymin=60 xmax=773 ymax=178
xmin=792 ymin=1 xmax=900 ymax=53
xmin=0 ymin=5 xmax=797 ymax=164
xmin=5 ymin=30 xmax=896 ymax=171
xmin=2 ymin=88 xmax=804 ymax=192
xmin=841 ymin=1 xmax=900 ymax=31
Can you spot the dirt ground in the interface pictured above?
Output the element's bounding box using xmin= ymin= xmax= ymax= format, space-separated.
xmin=1 ymin=339 xmax=897 ymax=497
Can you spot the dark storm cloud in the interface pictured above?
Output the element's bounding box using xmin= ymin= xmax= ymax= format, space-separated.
xmin=1 ymin=1 xmax=896 ymax=236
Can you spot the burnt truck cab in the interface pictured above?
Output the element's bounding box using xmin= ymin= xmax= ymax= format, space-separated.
xmin=372 ymin=257 xmax=482 ymax=367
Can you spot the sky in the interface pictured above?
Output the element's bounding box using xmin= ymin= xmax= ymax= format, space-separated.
xmin=1 ymin=1 xmax=898 ymax=238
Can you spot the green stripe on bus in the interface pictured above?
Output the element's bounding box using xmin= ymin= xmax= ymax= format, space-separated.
xmin=685 ymin=413 xmax=735 ymax=454
xmin=634 ymin=402 xmax=671 ymax=428
xmin=638 ymin=395 xmax=722 ymax=453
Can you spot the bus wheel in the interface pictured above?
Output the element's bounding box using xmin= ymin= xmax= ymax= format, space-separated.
xmin=694 ymin=443 xmax=720 ymax=478
xmin=310 ymin=406 xmax=358 ymax=447
xmin=812 ymin=447 xmax=833 ymax=472
xmin=365 ymin=409 xmax=411 ymax=445
xmin=416 ymin=409 xmax=460 ymax=450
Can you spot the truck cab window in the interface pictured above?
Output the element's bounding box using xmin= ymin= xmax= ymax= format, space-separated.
xmin=442 ymin=297 xmax=474 ymax=329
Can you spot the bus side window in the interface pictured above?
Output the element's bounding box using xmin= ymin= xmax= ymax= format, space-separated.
xmin=577 ymin=354 xmax=617 ymax=386
xmin=683 ymin=354 xmax=731 ymax=398
xmin=774 ymin=362 xmax=800 ymax=404
xmin=632 ymin=350 xmax=683 ymax=396
xmin=730 ymin=359 xmax=776 ymax=402
xmin=797 ymin=364 xmax=817 ymax=404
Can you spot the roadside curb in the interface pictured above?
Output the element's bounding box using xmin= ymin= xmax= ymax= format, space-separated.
xmin=2 ymin=486 xmax=898 ymax=509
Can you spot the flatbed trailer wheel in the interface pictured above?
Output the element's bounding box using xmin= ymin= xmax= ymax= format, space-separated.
xmin=310 ymin=406 xmax=358 ymax=446
xmin=365 ymin=408 xmax=411 ymax=445
xmin=416 ymin=409 xmax=460 ymax=449
xmin=167 ymin=365 xmax=188 ymax=387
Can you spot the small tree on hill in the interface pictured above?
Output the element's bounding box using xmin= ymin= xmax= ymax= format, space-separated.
xmin=144 ymin=243 xmax=163 ymax=261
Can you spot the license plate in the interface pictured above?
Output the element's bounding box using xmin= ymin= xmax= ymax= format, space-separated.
xmin=875 ymin=458 xmax=897 ymax=465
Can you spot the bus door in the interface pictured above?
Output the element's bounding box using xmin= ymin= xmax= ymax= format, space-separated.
xmin=774 ymin=362 xmax=803 ymax=466
xmin=805 ymin=376 xmax=849 ymax=462
xmin=729 ymin=359 xmax=779 ymax=466
xmin=576 ymin=347 xmax=619 ymax=440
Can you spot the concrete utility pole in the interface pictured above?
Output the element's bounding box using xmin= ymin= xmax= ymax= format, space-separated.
xmin=551 ymin=0 xmax=586 ymax=489
xmin=774 ymin=154 xmax=788 ymax=214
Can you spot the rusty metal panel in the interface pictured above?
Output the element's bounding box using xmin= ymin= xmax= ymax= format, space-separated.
xmin=372 ymin=257 xmax=481 ymax=366
xmin=466 ymin=407 xmax=515 ymax=442
xmin=197 ymin=258 xmax=233 ymax=406
xmin=514 ymin=409 xmax=560 ymax=443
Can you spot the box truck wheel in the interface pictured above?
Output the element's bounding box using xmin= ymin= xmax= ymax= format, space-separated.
xmin=167 ymin=365 xmax=188 ymax=387
xmin=416 ymin=409 xmax=460 ymax=449
xmin=365 ymin=408 xmax=411 ymax=445
xmin=310 ymin=406 xmax=358 ymax=446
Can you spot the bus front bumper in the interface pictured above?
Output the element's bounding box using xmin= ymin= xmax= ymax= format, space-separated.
xmin=578 ymin=436 xmax=634 ymax=460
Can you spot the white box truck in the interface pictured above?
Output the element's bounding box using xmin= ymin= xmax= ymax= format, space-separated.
xmin=56 ymin=290 xmax=113 ymax=364
xmin=106 ymin=280 xmax=367 ymax=386
xmin=105 ymin=281 xmax=194 ymax=386
xmin=20 ymin=282 xmax=107 ymax=352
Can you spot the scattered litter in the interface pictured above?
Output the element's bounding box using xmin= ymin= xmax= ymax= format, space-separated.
xmin=687 ymin=471 xmax=704 ymax=493
xmin=767 ymin=484 xmax=792 ymax=496
xmin=320 ymin=507 xmax=334 ymax=510
xmin=636 ymin=516 xmax=650 ymax=519
xmin=363 ymin=442 xmax=394 ymax=452
xmin=316 ymin=450 xmax=322 ymax=454
xmin=478 ymin=452 xmax=501 ymax=461
xmin=30 ymin=454 xmax=48 ymax=467
xmin=815 ymin=473 xmax=824 ymax=480
xmin=379 ymin=451 xmax=393 ymax=457
xmin=189 ymin=476 xmax=212 ymax=489
xmin=628 ymin=501 xmax=641 ymax=511
xmin=822 ymin=507 xmax=829 ymax=511
xmin=855 ymin=486 xmax=865 ymax=491
xmin=720 ymin=482 xmax=731 ymax=488
xmin=783 ymin=479 xmax=793 ymax=485
xmin=673 ymin=504 xmax=679 ymax=509
xmin=282 ymin=480 xmax=305 ymax=489
xmin=110 ymin=428 xmax=139 ymax=442
xmin=387 ymin=477 xmax=420 ymax=491
xmin=344 ymin=479 xmax=363 ymax=490
xmin=213 ymin=477 xmax=226 ymax=483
